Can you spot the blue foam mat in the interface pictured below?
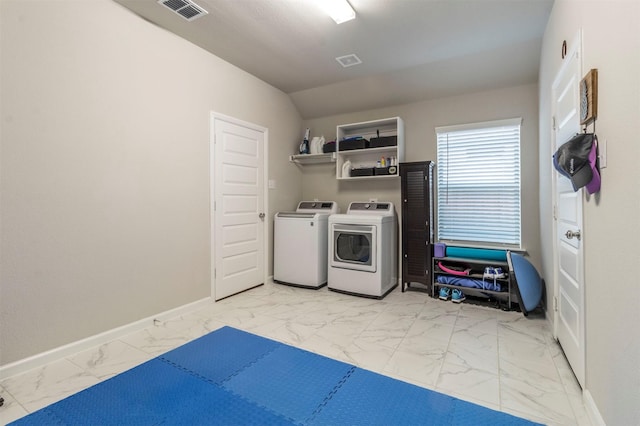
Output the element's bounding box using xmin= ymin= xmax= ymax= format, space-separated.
xmin=11 ymin=327 xmax=542 ymax=426
xmin=224 ymin=344 xmax=355 ymax=423
xmin=160 ymin=325 xmax=281 ymax=384
xmin=309 ymin=368 xmax=453 ymax=425
xmin=16 ymin=357 xmax=291 ymax=426
xmin=446 ymin=246 xmax=508 ymax=262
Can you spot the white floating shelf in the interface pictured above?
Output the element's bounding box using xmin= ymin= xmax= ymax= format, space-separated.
xmin=289 ymin=152 xmax=336 ymax=164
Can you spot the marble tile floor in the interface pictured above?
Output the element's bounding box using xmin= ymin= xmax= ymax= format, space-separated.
xmin=0 ymin=280 xmax=592 ymax=425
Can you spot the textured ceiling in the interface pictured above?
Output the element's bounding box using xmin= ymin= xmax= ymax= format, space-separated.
xmin=114 ymin=0 xmax=554 ymax=118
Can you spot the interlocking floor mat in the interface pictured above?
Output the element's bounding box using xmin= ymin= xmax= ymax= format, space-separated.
xmin=11 ymin=326 xmax=541 ymax=425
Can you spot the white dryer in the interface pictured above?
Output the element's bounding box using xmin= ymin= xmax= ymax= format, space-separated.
xmin=273 ymin=201 xmax=339 ymax=288
xmin=328 ymin=202 xmax=398 ymax=298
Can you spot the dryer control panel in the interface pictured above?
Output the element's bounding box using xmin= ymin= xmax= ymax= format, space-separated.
xmin=346 ymin=202 xmax=394 ymax=215
xmin=296 ymin=201 xmax=339 ymax=214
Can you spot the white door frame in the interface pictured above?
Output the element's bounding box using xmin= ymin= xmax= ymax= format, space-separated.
xmin=550 ymin=30 xmax=586 ymax=388
xmin=209 ymin=112 xmax=269 ymax=299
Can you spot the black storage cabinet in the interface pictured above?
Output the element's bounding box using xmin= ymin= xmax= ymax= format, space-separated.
xmin=400 ymin=161 xmax=435 ymax=292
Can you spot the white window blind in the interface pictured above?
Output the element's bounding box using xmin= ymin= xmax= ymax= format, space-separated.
xmin=436 ymin=118 xmax=522 ymax=248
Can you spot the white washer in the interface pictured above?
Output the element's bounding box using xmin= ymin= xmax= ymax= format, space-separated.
xmin=328 ymin=202 xmax=397 ymax=298
xmin=273 ymin=201 xmax=339 ymax=288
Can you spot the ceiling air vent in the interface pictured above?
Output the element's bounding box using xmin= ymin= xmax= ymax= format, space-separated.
xmin=336 ymin=54 xmax=362 ymax=68
xmin=158 ymin=0 xmax=208 ymax=22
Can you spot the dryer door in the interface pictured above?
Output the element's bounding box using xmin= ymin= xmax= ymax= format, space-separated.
xmin=330 ymin=223 xmax=377 ymax=272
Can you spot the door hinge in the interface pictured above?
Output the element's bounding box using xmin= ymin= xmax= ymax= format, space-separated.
xmin=214 ymin=268 xmax=216 ymax=279
xmin=553 ymin=204 xmax=557 ymax=220
xmin=553 ymin=296 xmax=558 ymax=312
xmin=552 ymin=116 xmax=556 ymax=131
xmin=214 ymin=201 xmax=216 ymax=211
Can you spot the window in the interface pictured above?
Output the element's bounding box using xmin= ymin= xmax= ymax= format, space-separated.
xmin=436 ymin=118 xmax=521 ymax=248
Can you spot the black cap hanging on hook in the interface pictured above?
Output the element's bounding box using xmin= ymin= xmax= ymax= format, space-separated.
xmin=553 ymin=133 xmax=601 ymax=194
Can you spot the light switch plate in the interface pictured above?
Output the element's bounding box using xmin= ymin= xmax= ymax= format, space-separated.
xmin=599 ymin=138 xmax=607 ymax=168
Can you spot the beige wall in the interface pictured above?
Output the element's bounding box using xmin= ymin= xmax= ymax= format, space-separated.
xmin=6 ymin=4 xmax=637 ymax=422
xmin=0 ymin=0 xmax=302 ymax=364
xmin=538 ymin=1 xmax=640 ymax=424
xmin=303 ymin=84 xmax=542 ymax=272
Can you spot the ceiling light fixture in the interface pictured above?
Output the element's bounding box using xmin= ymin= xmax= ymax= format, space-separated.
xmin=319 ymin=0 xmax=356 ymax=24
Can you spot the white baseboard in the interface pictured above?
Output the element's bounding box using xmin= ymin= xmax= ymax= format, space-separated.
xmin=0 ymin=297 xmax=213 ymax=380
xmin=584 ymin=390 xmax=606 ymax=426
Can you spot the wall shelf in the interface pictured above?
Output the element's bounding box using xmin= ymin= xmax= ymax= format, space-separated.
xmin=336 ymin=117 xmax=404 ymax=180
xmin=338 ymin=174 xmax=399 ymax=181
xmin=289 ymin=152 xmax=336 ymax=164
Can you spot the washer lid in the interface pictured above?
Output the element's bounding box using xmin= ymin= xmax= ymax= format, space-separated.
xmin=275 ymin=212 xmax=318 ymax=219
xmin=296 ymin=201 xmax=339 ymax=214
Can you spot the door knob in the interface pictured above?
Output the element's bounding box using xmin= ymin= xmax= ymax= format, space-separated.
xmin=565 ymin=230 xmax=581 ymax=240
xmin=259 ymin=213 xmax=265 ymax=219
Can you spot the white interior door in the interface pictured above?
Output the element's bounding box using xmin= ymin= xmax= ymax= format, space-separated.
xmin=211 ymin=114 xmax=266 ymax=300
xmin=551 ymin=33 xmax=585 ymax=388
